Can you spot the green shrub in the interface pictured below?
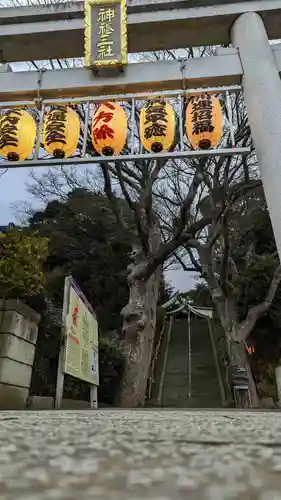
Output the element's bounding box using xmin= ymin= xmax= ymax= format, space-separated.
xmin=98 ymin=335 xmax=125 ymax=405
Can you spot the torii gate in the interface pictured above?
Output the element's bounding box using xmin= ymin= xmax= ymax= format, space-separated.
xmin=0 ymin=0 xmax=281 ymax=266
xmin=0 ymin=0 xmax=279 ymax=408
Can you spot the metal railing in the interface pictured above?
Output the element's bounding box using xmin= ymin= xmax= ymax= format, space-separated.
xmin=0 ymin=85 xmax=251 ymax=169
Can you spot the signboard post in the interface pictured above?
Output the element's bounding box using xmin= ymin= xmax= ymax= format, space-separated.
xmin=84 ymin=0 xmax=127 ymax=73
xmin=55 ymin=276 xmax=99 ymax=409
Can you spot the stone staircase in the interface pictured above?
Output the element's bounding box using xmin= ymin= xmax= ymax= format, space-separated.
xmin=160 ymin=316 xmax=223 ymax=408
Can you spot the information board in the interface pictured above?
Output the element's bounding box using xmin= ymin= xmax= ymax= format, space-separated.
xmin=63 ymin=277 xmax=99 ymax=386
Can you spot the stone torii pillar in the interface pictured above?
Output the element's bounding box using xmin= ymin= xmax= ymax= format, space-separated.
xmin=231 ymin=12 xmax=281 ymax=260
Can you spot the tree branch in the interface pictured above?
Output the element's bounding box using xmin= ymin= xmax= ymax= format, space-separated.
xmin=186 ymin=247 xmax=202 ymax=272
xmin=229 ymin=179 xmax=262 ymax=204
xmin=139 ymin=215 xmax=211 ymax=280
xmin=174 ymin=160 xmax=205 ymax=236
xmin=220 ymin=213 xmax=230 ymax=294
xmin=174 ymin=253 xmax=198 ymax=272
xmin=100 ymin=162 xmax=128 ymax=230
xmin=114 ymin=161 xmax=135 ymax=211
xmin=134 ymin=202 xmax=150 ymax=255
xmin=229 ymin=257 xmax=239 ymax=281
xmin=238 ymin=264 xmax=281 ymax=341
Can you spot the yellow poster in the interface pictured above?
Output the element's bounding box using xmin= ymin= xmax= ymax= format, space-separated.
xmin=63 ymin=279 xmax=99 ymax=386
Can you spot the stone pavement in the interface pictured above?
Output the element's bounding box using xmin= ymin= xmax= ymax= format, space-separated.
xmin=1 ymin=409 xmax=281 ymax=500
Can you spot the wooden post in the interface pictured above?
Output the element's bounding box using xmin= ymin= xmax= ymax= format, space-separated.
xmin=55 ymin=277 xmax=71 ymax=409
xmin=90 ymin=385 xmax=98 ymax=409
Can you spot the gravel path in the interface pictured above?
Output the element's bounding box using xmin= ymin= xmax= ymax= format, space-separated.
xmin=1 ymin=410 xmax=281 ymax=499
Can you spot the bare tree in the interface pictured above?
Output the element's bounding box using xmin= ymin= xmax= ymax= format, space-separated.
xmin=23 ymin=128 xmax=209 ymax=407
xmin=25 ymin=86 xmax=274 ymax=407
xmin=8 ymin=0 xmax=263 ymax=406
xmin=164 ymin=91 xmax=281 ymax=407
xmin=7 ymin=26 xmax=210 ymax=405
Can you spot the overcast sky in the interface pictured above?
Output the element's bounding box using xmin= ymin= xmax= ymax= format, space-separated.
xmin=0 ymin=167 xmax=33 ymax=223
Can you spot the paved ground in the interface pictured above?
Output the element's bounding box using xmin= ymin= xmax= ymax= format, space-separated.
xmin=1 ymin=410 xmax=281 ymax=499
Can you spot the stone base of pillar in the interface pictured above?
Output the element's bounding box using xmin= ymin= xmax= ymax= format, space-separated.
xmin=0 ymin=384 xmax=29 ymax=410
xmin=0 ymin=299 xmax=41 ymax=410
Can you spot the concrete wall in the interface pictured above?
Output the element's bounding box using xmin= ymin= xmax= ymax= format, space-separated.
xmin=0 ymin=299 xmax=40 ymax=409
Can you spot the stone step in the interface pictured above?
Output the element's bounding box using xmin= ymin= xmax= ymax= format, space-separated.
xmin=160 ymin=317 xmax=222 ymax=409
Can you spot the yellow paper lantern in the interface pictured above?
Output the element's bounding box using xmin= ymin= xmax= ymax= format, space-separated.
xmin=92 ymin=102 xmax=127 ymax=156
xmin=140 ymin=100 xmax=175 ymax=153
xmin=186 ymin=93 xmax=223 ymax=150
xmin=0 ymin=109 xmax=36 ymax=161
xmin=43 ymin=107 xmax=80 ymax=159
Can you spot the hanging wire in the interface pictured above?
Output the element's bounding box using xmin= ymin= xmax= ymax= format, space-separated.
xmin=178 ymin=94 xmax=184 ymax=152
xmin=179 ymin=58 xmax=189 ymax=152
xmin=33 ymin=104 xmax=45 ymax=160
xmin=225 ymin=90 xmax=236 ymax=148
xmin=33 ymin=68 xmax=47 ymax=160
xmin=130 ymin=97 xmax=135 ymax=155
xmin=188 ymin=307 xmax=192 ymax=408
xmin=179 ymin=58 xmax=187 ymax=94
xmin=81 ymin=101 xmax=90 ymax=157
xmin=34 ymin=68 xmax=46 ymax=110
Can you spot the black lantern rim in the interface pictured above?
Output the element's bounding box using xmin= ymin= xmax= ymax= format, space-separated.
xmin=198 ymin=139 xmax=211 ymax=150
xmin=102 ymin=146 xmax=114 ymax=156
xmin=7 ymin=152 xmax=20 ymax=161
xmin=53 ymin=149 xmax=65 ymax=159
xmin=151 ymin=142 xmax=163 ymax=153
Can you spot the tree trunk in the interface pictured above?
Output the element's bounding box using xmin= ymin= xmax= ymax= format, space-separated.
xmin=117 ymin=225 xmax=161 ymax=407
xmin=199 ymin=245 xmax=259 ymax=407
xmin=213 ymin=294 xmax=259 ymax=407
